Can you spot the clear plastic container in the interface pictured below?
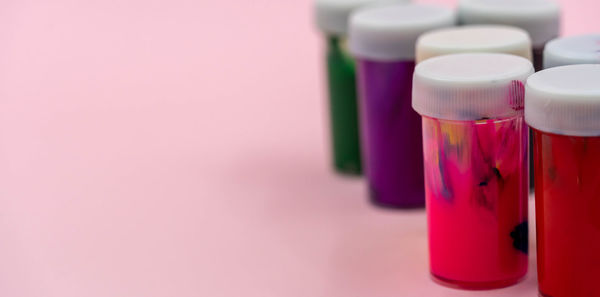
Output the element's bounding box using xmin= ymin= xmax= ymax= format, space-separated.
xmin=349 ymin=3 xmax=454 ymax=208
xmin=413 ymin=53 xmax=533 ymax=289
xmin=314 ymin=0 xmax=392 ymax=174
xmin=525 ymin=64 xmax=600 ymax=297
xmin=422 ymin=116 xmax=528 ymax=289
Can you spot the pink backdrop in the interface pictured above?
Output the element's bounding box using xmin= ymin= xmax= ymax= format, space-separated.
xmin=0 ymin=0 xmax=598 ymax=296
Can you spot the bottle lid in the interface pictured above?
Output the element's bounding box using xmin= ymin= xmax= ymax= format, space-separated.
xmin=412 ymin=53 xmax=534 ymax=121
xmin=416 ymin=25 xmax=532 ymax=63
xmin=349 ymin=3 xmax=455 ymax=61
xmin=544 ymin=34 xmax=600 ymax=69
xmin=315 ymin=0 xmax=408 ymax=36
xmin=525 ymin=64 xmax=600 ymax=136
xmin=458 ymin=0 xmax=560 ymax=48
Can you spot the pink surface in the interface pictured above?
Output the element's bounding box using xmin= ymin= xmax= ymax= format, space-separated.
xmin=0 ymin=0 xmax=597 ymax=296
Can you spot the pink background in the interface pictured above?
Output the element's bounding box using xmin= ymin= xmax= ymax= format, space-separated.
xmin=0 ymin=0 xmax=598 ymax=296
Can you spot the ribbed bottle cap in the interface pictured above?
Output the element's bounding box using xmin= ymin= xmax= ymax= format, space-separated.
xmin=525 ymin=64 xmax=600 ymax=136
xmin=412 ymin=53 xmax=534 ymax=121
xmin=416 ymin=25 xmax=532 ymax=63
xmin=314 ymin=0 xmax=409 ymax=36
xmin=458 ymin=0 xmax=560 ymax=48
xmin=349 ymin=3 xmax=455 ymax=61
xmin=544 ymin=34 xmax=600 ymax=69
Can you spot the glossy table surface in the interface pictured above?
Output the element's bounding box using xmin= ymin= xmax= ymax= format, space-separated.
xmin=0 ymin=0 xmax=596 ymax=296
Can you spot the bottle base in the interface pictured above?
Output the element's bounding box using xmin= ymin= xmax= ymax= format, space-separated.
xmin=431 ymin=273 xmax=525 ymax=290
xmin=333 ymin=164 xmax=362 ymax=176
xmin=369 ymin=196 xmax=425 ymax=210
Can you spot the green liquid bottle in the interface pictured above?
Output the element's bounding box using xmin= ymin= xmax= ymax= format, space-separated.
xmin=315 ymin=0 xmax=406 ymax=174
xmin=314 ymin=0 xmax=409 ymax=175
xmin=325 ymin=36 xmax=362 ymax=174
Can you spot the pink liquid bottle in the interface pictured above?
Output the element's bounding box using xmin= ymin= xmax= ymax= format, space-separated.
xmin=412 ymin=53 xmax=533 ymax=289
xmin=526 ymin=65 xmax=600 ymax=297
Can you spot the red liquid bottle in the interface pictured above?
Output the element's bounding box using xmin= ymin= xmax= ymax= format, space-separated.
xmin=526 ymin=65 xmax=600 ymax=297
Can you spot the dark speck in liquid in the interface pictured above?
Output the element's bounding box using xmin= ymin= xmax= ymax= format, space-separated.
xmin=510 ymin=221 xmax=529 ymax=254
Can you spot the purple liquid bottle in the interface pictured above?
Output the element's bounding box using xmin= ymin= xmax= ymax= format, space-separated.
xmin=349 ymin=3 xmax=455 ymax=208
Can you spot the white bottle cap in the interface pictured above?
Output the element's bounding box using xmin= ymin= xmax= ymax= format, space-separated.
xmin=525 ymin=64 xmax=600 ymax=137
xmin=458 ymin=0 xmax=560 ymax=48
xmin=544 ymin=34 xmax=600 ymax=69
xmin=314 ymin=0 xmax=409 ymax=36
xmin=416 ymin=25 xmax=532 ymax=63
xmin=349 ymin=3 xmax=455 ymax=61
xmin=412 ymin=53 xmax=534 ymax=121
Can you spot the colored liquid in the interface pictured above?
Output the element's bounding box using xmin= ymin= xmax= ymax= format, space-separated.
xmin=533 ymin=130 xmax=600 ymax=297
xmin=422 ymin=116 xmax=528 ymax=288
xmin=529 ymin=45 xmax=545 ymax=191
xmin=357 ymin=59 xmax=425 ymax=208
xmin=325 ymin=36 xmax=362 ymax=174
